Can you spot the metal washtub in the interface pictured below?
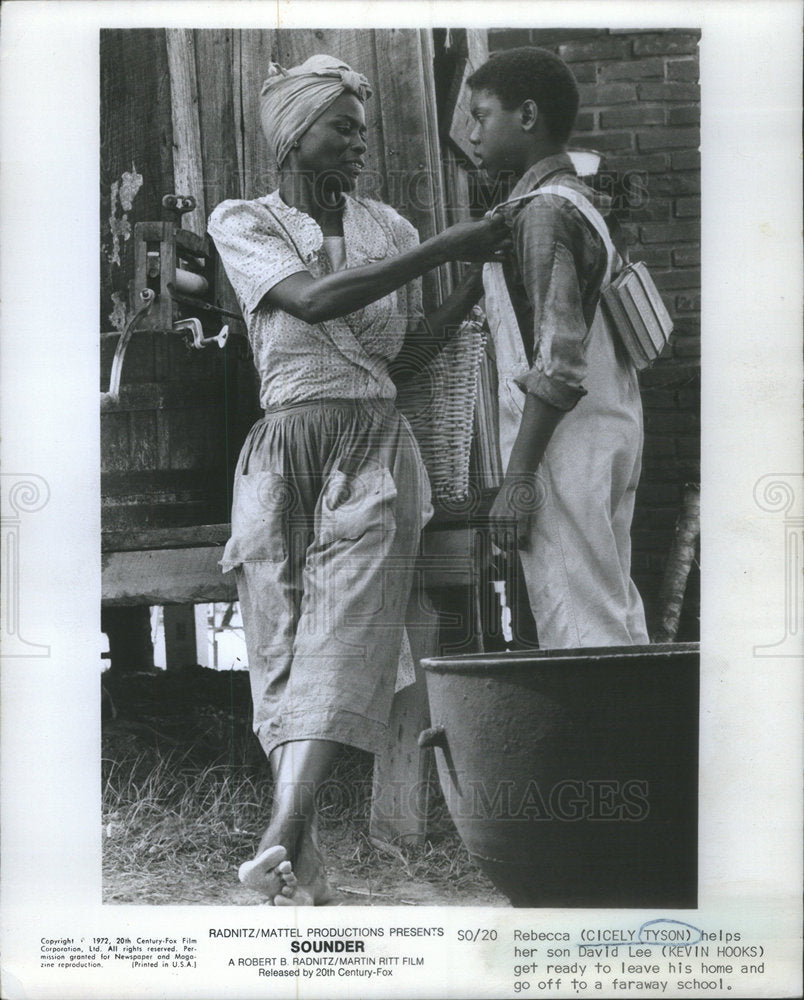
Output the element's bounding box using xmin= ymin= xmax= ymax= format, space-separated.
xmin=419 ymin=643 xmax=699 ymax=908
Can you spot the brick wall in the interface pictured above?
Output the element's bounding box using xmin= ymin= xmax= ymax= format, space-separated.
xmin=487 ymin=29 xmax=701 ymax=638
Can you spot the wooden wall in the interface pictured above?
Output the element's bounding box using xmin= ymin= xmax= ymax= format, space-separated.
xmin=101 ymin=28 xmax=455 ymax=328
xmin=100 ymin=28 xmax=462 ymax=536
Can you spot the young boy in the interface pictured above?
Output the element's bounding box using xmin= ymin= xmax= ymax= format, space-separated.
xmin=468 ymin=46 xmax=648 ymax=648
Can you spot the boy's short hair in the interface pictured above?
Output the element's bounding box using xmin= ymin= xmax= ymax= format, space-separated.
xmin=467 ymin=46 xmax=580 ymax=143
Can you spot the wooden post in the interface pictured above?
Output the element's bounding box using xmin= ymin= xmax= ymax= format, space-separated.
xmin=163 ymin=603 xmax=208 ymax=670
xmin=165 ymin=29 xmax=207 ymax=234
xmin=652 ymin=484 xmax=700 ymax=643
xmin=234 ymin=29 xmax=278 ymax=200
xmin=101 ymin=606 xmax=154 ymax=674
xmin=447 ymin=30 xmax=490 ymax=164
xmin=100 ymin=28 xmax=174 ymax=333
xmin=372 ymin=28 xmax=450 ymax=311
xmin=370 ymin=579 xmax=439 ymax=845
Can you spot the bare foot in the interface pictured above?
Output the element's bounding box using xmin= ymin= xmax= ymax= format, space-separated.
xmin=271 ymin=860 xmax=333 ymax=906
xmin=278 ymin=874 xmax=334 ymax=905
xmin=239 ymin=821 xmax=333 ymax=906
xmin=270 ymin=859 xmax=313 ymax=906
xmin=238 ymin=845 xmax=287 ymax=899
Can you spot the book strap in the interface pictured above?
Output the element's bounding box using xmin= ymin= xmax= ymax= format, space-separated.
xmin=534 ymin=184 xmax=617 ymax=285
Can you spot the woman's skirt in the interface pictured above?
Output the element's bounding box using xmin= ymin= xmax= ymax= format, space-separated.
xmin=221 ymin=398 xmax=432 ymax=758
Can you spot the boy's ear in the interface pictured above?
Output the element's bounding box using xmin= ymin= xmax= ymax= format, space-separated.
xmin=520 ymin=99 xmax=539 ymax=133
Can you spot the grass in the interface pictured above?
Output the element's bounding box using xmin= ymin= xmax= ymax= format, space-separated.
xmin=101 ymin=674 xmax=501 ymax=906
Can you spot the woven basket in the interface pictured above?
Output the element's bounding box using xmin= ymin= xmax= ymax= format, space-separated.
xmin=395 ymin=315 xmax=485 ymax=504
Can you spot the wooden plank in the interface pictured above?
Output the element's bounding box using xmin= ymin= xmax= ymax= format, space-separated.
xmin=421 ymin=27 xmax=453 ymax=303
xmin=100 ymin=28 xmax=173 ymax=332
xmin=101 ymin=468 xmax=228 ymax=496
xmin=370 ymin=579 xmax=439 ymax=846
xmin=448 ymin=29 xmax=489 ymax=164
xmin=194 ymin=29 xmax=240 ymax=207
xmin=194 ymin=28 xmax=250 ymax=351
xmin=100 ymin=410 xmax=158 ymax=473
xmin=234 ymin=30 xmax=278 ymax=200
xmin=101 ymin=501 xmax=229 ymax=534
xmin=372 ymin=29 xmax=449 ymax=313
xmin=165 ymin=29 xmax=207 ymax=235
xmin=101 ymin=606 xmax=154 ymax=672
xmin=443 ymin=147 xmax=473 ymax=226
xmin=419 ymin=526 xmax=475 ymax=587
xmin=442 ymin=146 xmax=474 ymax=290
xmin=155 ymin=406 xmax=171 ymax=471
xmin=102 ymin=546 xmax=236 ymax=605
xmin=164 ymin=604 xmax=209 ymax=669
xmin=102 ymin=523 xmax=230 ymax=553
xmin=100 ymin=379 xmax=228 ymax=412
xmin=434 ymin=35 xmax=501 ymax=498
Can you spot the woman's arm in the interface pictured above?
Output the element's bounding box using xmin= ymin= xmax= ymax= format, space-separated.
xmin=264 ymin=217 xmax=507 ymax=324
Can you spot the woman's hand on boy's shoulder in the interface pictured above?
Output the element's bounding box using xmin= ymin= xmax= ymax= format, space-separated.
xmin=436 ymin=216 xmax=512 ymax=263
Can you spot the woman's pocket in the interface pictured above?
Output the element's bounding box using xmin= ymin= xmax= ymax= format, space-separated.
xmin=221 ymin=470 xmax=294 ymax=570
xmin=397 ymin=411 xmax=434 ymax=532
xmin=317 ymin=466 xmax=397 ymax=548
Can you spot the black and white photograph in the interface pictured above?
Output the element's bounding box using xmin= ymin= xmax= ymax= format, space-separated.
xmin=1 ymin=2 xmax=801 ymax=998
xmin=98 ymin=24 xmax=701 ymax=911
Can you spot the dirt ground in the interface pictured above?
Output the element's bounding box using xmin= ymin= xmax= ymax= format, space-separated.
xmin=101 ymin=666 xmax=506 ymax=909
xmin=102 ymin=846 xmax=506 ymax=909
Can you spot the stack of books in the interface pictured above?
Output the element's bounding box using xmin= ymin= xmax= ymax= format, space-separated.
xmin=602 ymin=261 xmax=674 ymax=369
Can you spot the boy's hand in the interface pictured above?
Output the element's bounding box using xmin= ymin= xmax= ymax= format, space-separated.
xmin=488 ymin=473 xmax=542 ymax=549
xmin=490 ymin=394 xmax=564 ymax=548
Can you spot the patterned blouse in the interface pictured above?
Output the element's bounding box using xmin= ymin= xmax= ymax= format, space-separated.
xmin=208 ymin=191 xmax=426 ymax=409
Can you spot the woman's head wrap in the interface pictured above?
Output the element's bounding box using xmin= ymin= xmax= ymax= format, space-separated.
xmin=260 ymin=54 xmax=372 ymax=167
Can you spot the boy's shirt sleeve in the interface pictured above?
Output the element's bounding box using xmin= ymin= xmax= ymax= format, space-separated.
xmin=512 ymin=199 xmax=594 ymax=411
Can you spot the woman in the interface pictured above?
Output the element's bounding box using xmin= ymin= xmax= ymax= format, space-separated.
xmin=208 ymin=54 xmax=506 ymax=905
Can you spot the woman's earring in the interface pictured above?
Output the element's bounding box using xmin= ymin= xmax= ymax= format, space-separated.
xmin=291 ymin=140 xmax=300 ymax=149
